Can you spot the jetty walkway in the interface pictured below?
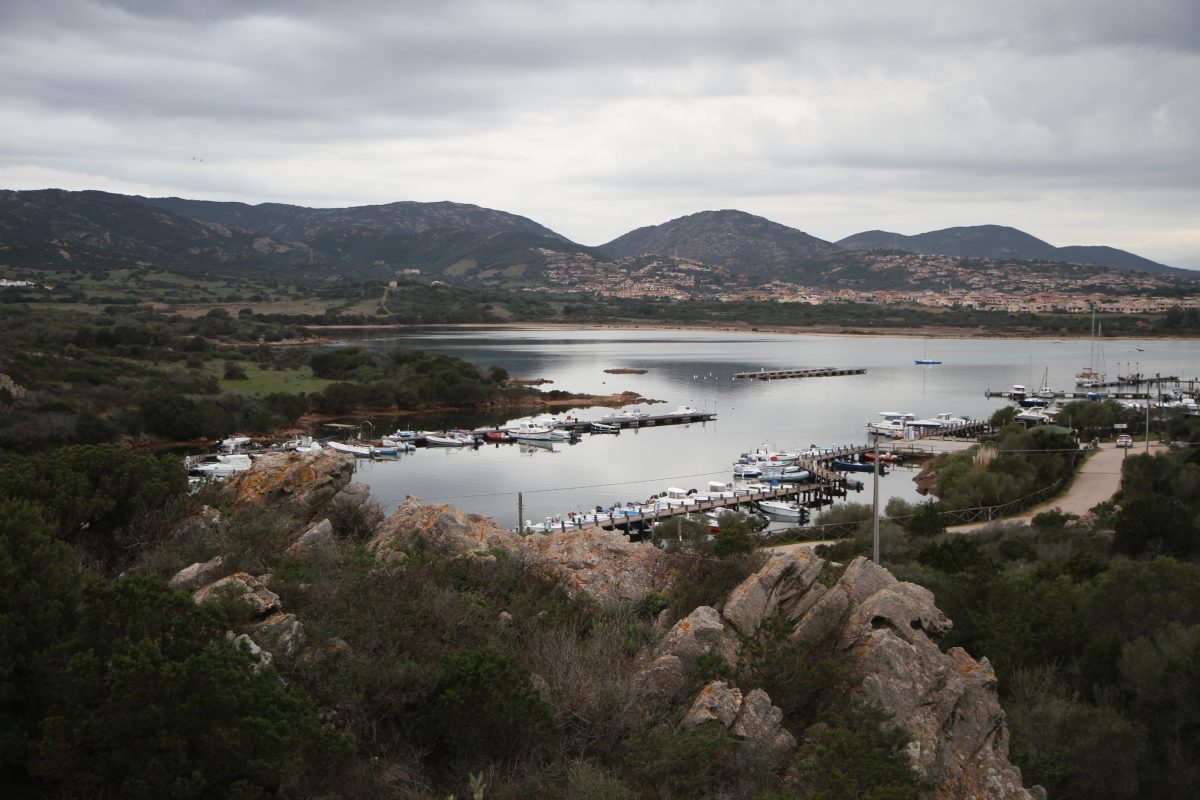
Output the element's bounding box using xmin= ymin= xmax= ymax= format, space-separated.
xmin=733 ymin=367 xmax=866 ymax=381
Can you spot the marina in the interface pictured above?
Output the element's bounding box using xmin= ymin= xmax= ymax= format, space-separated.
xmin=192 ymin=328 xmax=1200 ymax=528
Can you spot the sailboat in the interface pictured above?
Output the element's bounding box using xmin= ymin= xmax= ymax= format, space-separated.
xmin=1075 ymin=308 xmax=1107 ymax=387
xmin=914 ymin=339 xmax=941 ymax=365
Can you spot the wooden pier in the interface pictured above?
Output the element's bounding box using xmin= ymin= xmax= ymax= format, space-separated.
xmin=548 ymin=482 xmax=848 ymax=535
xmin=733 ymin=367 xmax=866 ymax=381
xmin=559 ymin=410 xmax=716 ymax=431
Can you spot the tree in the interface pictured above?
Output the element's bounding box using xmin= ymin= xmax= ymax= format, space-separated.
xmin=431 ymin=646 xmax=554 ymax=766
xmin=35 ymin=576 xmax=348 ymax=800
xmin=0 ymin=444 xmax=188 ymax=569
xmin=0 ymin=500 xmax=80 ymax=790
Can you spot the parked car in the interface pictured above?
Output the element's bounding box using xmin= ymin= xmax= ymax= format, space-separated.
xmin=1116 ymin=434 xmax=1133 ymax=448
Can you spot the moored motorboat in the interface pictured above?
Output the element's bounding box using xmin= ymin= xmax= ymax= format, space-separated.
xmin=189 ymin=453 xmax=252 ymax=478
xmin=589 ymin=421 xmax=620 ymax=434
xmin=756 ymin=499 xmax=809 ymax=522
xmin=326 ymin=440 xmax=374 ymax=457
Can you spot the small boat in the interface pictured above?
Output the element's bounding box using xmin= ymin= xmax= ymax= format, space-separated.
xmin=380 ymin=437 xmax=417 ymax=451
xmin=326 ymin=440 xmax=374 ymax=457
xmin=424 ymin=434 xmax=472 ymax=447
xmin=863 ymin=451 xmax=902 ymax=464
xmin=832 ymin=459 xmax=887 ymax=474
xmin=589 ymin=421 xmax=620 ymax=434
xmin=915 ymin=339 xmax=941 ymax=365
xmin=482 ymin=430 xmax=513 ymax=443
xmin=1009 ymin=384 xmax=1028 ymax=401
xmin=509 ymin=421 xmax=556 ymax=441
xmin=218 ymin=435 xmax=252 ymax=452
xmin=757 ymin=500 xmax=809 ymax=522
xmin=733 ymin=464 xmax=762 ymax=478
xmin=600 ymin=406 xmax=651 ymax=424
xmin=280 ymin=436 xmax=323 ymax=453
xmin=670 ymin=405 xmax=701 ymax=417
xmin=189 ymin=453 xmax=252 ymax=478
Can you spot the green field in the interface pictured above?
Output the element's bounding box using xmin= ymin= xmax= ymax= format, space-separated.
xmin=214 ymin=361 xmax=332 ymax=397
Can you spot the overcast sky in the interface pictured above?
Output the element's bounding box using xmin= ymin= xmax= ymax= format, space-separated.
xmin=2 ymin=1 xmax=1198 ymax=267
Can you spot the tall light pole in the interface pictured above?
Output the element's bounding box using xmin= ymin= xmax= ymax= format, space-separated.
xmin=872 ymin=432 xmax=881 ymax=564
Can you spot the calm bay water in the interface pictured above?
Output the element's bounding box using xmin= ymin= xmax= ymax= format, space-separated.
xmin=332 ymin=328 xmax=1200 ymax=529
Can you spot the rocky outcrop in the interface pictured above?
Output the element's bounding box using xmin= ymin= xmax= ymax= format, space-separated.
xmin=192 ymin=572 xmax=281 ymax=619
xmin=717 ymin=553 xmax=1036 ymax=800
xmin=220 ymin=450 xmax=354 ymax=521
xmin=722 ymin=549 xmax=828 ymax=636
xmin=682 ymin=681 xmax=796 ymax=763
xmin=370 ymin=497 xmax=675 ymax=606
xmin=250 ymin=612 xmax=306 ymax=658
xmin=169 ymin=555 xmax=227 ymax=592
xmin=285 ymin=518 xmax=337 ymax=564
xmin=369 ymin=498 xmax=514 ymax=562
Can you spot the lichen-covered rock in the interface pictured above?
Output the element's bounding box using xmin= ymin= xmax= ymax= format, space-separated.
xmin=655 ymin=606 xmax=741 ymax=671
xmin=250 ymin=612 xmax=306 ymax=657
xmin=229 ymin=632 xmax=272 ymax=672
xmin=722 ymin=549 xmax=827 ymax=636
xmin=369 ymin=497 xmax=515 ymax=562
xmin=515 ymin=526 xmax=675 ymax=605
xmin=682 ymin=680 xmax=743 ymax=727
xmin=193 ymin=572 xmax=281 ymax=618
xmin=220 ymin=450 xmax=354 ymax=520
xmin=681 ymin=682 xmax=796 ymax=764
xmin=780 ymin=556 xmax=1035 ymax=799
xmin=635 ymin=654 xmax=687 ymax=699
xmin=734 ymin=688 xmax=796 ymax=758
xmin=370 ymin=498 xmax=675 ymax=606
xmin=169 ymin=555 xmax=227 ymax=592
xmin=285 ymin=518 xmax=337 ymax=564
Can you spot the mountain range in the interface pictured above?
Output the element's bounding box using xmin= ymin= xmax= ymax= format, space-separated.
xmin=0 ymin=189 xmax=1188 ymax=290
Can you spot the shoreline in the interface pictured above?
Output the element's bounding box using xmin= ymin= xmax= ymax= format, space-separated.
xmin=300 ymin=320 xmax=1199 ymax=340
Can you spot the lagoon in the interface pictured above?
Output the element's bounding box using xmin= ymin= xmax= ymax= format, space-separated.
xmin=335 ymin=328 xmax=1200 ymax=529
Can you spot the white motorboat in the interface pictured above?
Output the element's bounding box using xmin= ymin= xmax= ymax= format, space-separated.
xmin=380 ymin=438 xmax=416 ymax=452
xmin=190 ymin=453 xmax=252 ymax=478
xmin=733 ymin=464 xmax=762 ymax=478
xmin=218 ymin=435 xmax=252 ymax=452
xmin=280 ymin=436 xmax=322 ymax=453
xmin=508 ymin=420 xmax=556 ymax=441
xmin=601 ymin=406 xmax=651 ymax=424
xmin=1015 ymin=408 xmax=1052 ymax=425
xmin=671 ymin=405 xmax=701 ymax=416
xmin=589 ymin=421 xmax=620 ymax=433
xmin=757 ymin=500 xmax=808 ymax=521
xmin=326 ymin=440 xmax=374 ymax=457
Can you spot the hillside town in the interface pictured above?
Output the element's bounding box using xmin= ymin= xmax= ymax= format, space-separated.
xmin=531 ymin=248 xmax=1200 ymax=313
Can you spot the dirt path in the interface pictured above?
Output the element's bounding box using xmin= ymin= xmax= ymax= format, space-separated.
xmin=950 ymin=442 xmax=1167 ymax=531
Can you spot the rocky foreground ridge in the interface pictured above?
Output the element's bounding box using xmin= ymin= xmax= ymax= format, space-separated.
xmin=174 ymin=450 xmax=1037 ymax=799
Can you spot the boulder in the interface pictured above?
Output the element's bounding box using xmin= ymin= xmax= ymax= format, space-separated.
xmin=250 ymin=612 xmax=306 ymax=658
xmin=369 ymin=497 xmax=516 ymax=562
xmin=634 ymin=654 xmax=688 ymax=699
xmin=734 ymin=688 xmax=797 ymax=758
xmin=229 ymin=632 xmax=272 ymax=672
xmin=169 ymin=555 xmax=227 ymax=592
xmin=220 ymin=450 xmax=355 ymax=521
xmin=654 ymin=605 xmax=741 ymax=671
xmin=284 ymin=518 xmax=337 ymax=564
xmin=722 ymin=549 xmax=827 ymax=636
xmin=681 ymin=682 xmax=796 ymax=764
xmin=682 ymin=680 xmax=743 ymax=727
xmin=193 ymin=572 xmax=281 ymax=619
xmin=515 ymin=526 xmax=675 ymax=606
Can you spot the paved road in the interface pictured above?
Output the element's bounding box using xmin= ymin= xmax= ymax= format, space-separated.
xmin=949 ymin=442 xmax=1166 ymax=531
